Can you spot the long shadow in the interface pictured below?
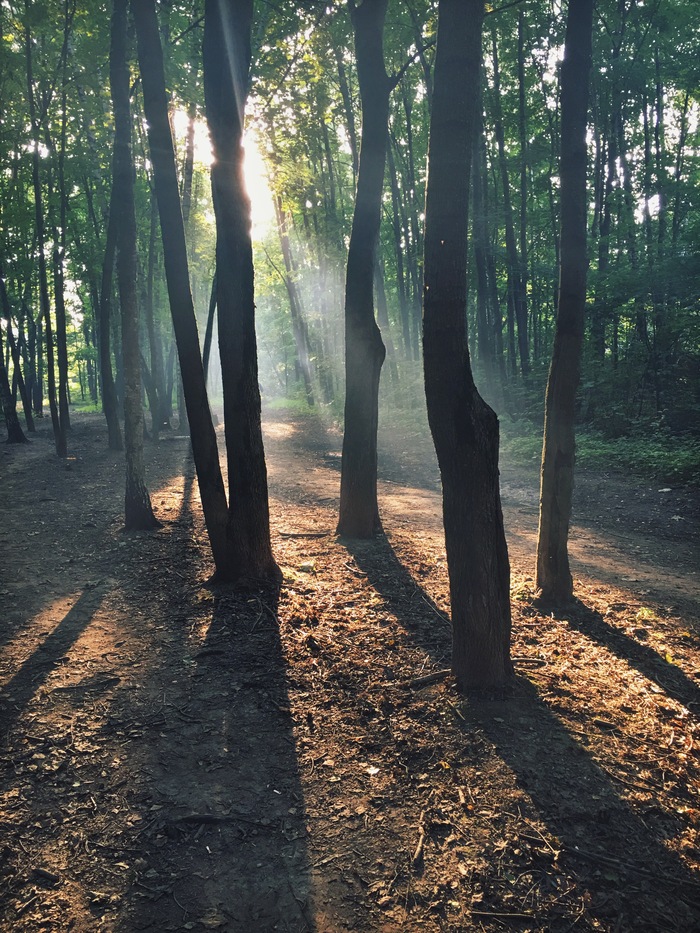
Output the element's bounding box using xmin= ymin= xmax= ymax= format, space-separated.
xmin=345 ymin=533 xmax=700 ymax=930
xmin=553 ymin=598 xmax=700 ymax=711
xmin=0 ymin=583 xmax=106 ymax=739
xmin=120 ymin=582 xmax=316 ymax=932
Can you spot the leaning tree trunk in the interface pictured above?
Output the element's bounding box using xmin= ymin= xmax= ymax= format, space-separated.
xmin=110 ymin=0 xmax=159 ymax=530
xmin=336 ymin=0 xmax=389 ymax=538
xmin=204 ymin=0 xmax=279 ymax=583
xmin=133 ymin=0 xmax=231 ymax=576
xmin=536 ymin=0 xmax=594 ymax=603
xmin=423 ymin=0 xmax=512 ymax=690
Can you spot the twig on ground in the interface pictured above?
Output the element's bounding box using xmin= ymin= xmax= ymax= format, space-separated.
xmin=406 ymin=668 xmax=452 ymax=689
xmin=412 ymin=811 xmax=426 ymax=870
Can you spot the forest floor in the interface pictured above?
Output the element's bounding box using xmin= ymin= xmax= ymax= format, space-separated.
xmin=1 ymin=403 xmax=699 ymax=933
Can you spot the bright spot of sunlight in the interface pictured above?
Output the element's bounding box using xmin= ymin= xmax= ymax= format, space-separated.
xmin=171 ymin=109 xmax=274 ymax=239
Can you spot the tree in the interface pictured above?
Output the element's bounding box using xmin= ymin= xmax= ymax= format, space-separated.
xmin=24 ymin=5 xmax=66 ymax=458
xmin=132 ymin=0 xmax=230 ymax=575
xmin=203 ymin=0 xmax=280 ymax=583
xmin=423 ymin=0 xmax=512 ymax=689
xmin=535 ymin=0 xmax=594 ymax=603
xmin=110 ymin=0 xmax=158 ymax=530
xmin=336 ymin=0 xmax=389 ymax=538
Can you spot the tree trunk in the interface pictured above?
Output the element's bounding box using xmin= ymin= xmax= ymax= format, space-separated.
xmin=336 ymin=0 xmax=389 ymax=539
xmin=423 ymin=0 xmax=512 ymax=690
xmin=491 ymin=30 xmax=528 ymax=378
xmin=25 ymin=16 xmax=66 ymax=457
xmin=133 ymin=0 xmax=231 ymax=571
xmin=110 ymin=0 xmax=159 ymax=530
xmin=0 ymin=314 xmax=27 ymax=443
xmin=98 ymin=192 xmax=124 ymax=450
xmin=535 ymin=0 xmax=594 ymax=603
xmin=0 ymin=263 xmax=34 ymax=432
xmin=204 ymin=0 xmax=279 ymax=583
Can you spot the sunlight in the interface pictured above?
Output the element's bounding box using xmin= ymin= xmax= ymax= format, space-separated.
xmin=170 ymin=109 xmax=274 ymax=238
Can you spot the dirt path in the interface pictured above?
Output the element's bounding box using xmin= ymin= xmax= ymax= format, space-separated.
xmin=1 ymin=410 xmax=699 ymax=932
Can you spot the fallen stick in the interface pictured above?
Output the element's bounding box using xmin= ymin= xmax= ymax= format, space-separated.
xmin=406 ymin=669 xmax=452 ymax=689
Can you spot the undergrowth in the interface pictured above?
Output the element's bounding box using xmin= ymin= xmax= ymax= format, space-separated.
xmin=500 ymin=420 xmax=700 ymax=485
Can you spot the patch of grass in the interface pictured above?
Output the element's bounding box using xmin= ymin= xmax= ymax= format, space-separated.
xmin=500 ymin=419 xmax=700 ymax=485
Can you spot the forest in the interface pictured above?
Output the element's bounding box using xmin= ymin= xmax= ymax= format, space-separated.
xmin=1 ymin=0 xmax=699 ymax=930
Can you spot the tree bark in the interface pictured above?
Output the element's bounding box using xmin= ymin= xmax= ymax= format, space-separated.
xmin=133 ymin=0 xmax=232 ymax=574
xmin=97 ymin=192 xmax=124 ymax=450
xmin=336 ymin=0 xmax=389 ymax=539
xmin=110 ymin=0 xmax=159 ymax=530
xmin=423 ymin=0 xmax=512 ymax=690
xmin=204 ymin=0 xmax=280 ymax=583
xmin=536 ymin=0 xmax=594 ymax=603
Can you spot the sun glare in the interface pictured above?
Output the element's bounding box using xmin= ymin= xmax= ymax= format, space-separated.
xmin=171 ymin=109 xmax=274 ymax=239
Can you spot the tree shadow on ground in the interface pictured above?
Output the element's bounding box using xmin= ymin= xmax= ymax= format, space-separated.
xmin=344 ymin=533 xmax=700 ymax=931
xmin=549 ymin=598 xmax=700 ymax=711
xmin=120 ymin=582 xmax=316 ymax=933
xmin=0 ymin=583 xmax=106 ymax=736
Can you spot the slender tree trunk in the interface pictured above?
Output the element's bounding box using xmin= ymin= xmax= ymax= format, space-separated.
xmin=25 ymin=17 xmax=66 ymax=457
xmin=336 ymin=0 xmax=389 ymax=539
xmin=0 ymin=263 xmax=34 ymax=432
xmin=133 ymin=0 xmax=231 ymax=572
xmin=110 ymin=0 xmax=159 ymax=530
xmin=423 ymin=0 xmax=512 ymax=690
xmin=272 ymin=195 xmax=315 ymax=406
xmin=204 ymin=0 xmax=279 ymax=583
xmin=536 ymin=0 xmax=594 ymax=603
xmin=491 ymin=31 xmax=529 ymax=378
xmin=98 ymin=193 xmax=124 ymax=450
xmin=0 ymin=315 xmax=27 ymax=443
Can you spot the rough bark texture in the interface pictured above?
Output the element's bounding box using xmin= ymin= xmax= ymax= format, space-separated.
xmin=336 ymin=0 xmax=389 ymax=539
xmin=423 ymin=0 xmax=512 ymax=690
xmin=133 ymin=0 xmax=231 ymax=575
xmin=204 ymin=0 xmax=280 ymax=584
xmin=536 ymin=0 xmax=594 ymax=603
xmin=110 ymin=0 xmax=158 ymax=531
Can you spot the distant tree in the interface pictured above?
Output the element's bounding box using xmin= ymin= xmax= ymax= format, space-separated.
xmin=24 ymin=6 xmax=66 ymax=458
xmin=110 ymin=0 xmax=158 ymax=530
xmin=336 ymin=0 xmax=389 ymax=538
xmin=423 ymin=0 xmax=512 ymax=689
xmin=536 ymin=0 xmax=594 ymax=603
xmin=0 ymin=316 xmax=27 ymax=443
xmin=204 ymin=0 xmax=280 ymax=583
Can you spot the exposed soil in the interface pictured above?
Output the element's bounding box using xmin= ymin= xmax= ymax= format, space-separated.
xmin=1 ymin=405 xmax=699 ymax=932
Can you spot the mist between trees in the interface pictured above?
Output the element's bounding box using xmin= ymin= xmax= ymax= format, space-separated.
xmin=1 ymin=0 xmax=699 ymax=686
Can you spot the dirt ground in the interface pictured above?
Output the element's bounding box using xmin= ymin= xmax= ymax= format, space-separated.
xmin=1 ymin=404 xmax=699 ymax=932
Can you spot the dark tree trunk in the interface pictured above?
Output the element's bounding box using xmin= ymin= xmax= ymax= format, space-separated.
xmin=133 ymin=0 xmax=233 ymax=575
xmin=204 ymin=0 xmax=279 ymax=583
xmin=110 ymin=0 xmax=159 ymax=530
xmin=491 ymin=31 xmax=529 ymax=378
xmin=0 ymin=263 xmax=34 ymax=432
xmin=143 ymin=190 xmax=163 ymax=437
xmin=536 ymin=0 xmax=594 ymax=603
xmin=423 ymin=0 xmax=512 ymax=690
xmin=336 ymin=0 xmax=389 ymax=539
xmin=0 ymin=314 xmax=27 ymax=443
xmin=25 ymin=17 xmax=66 ymax=457
xmin=97 ymin=197 xmax=124 ymax=450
